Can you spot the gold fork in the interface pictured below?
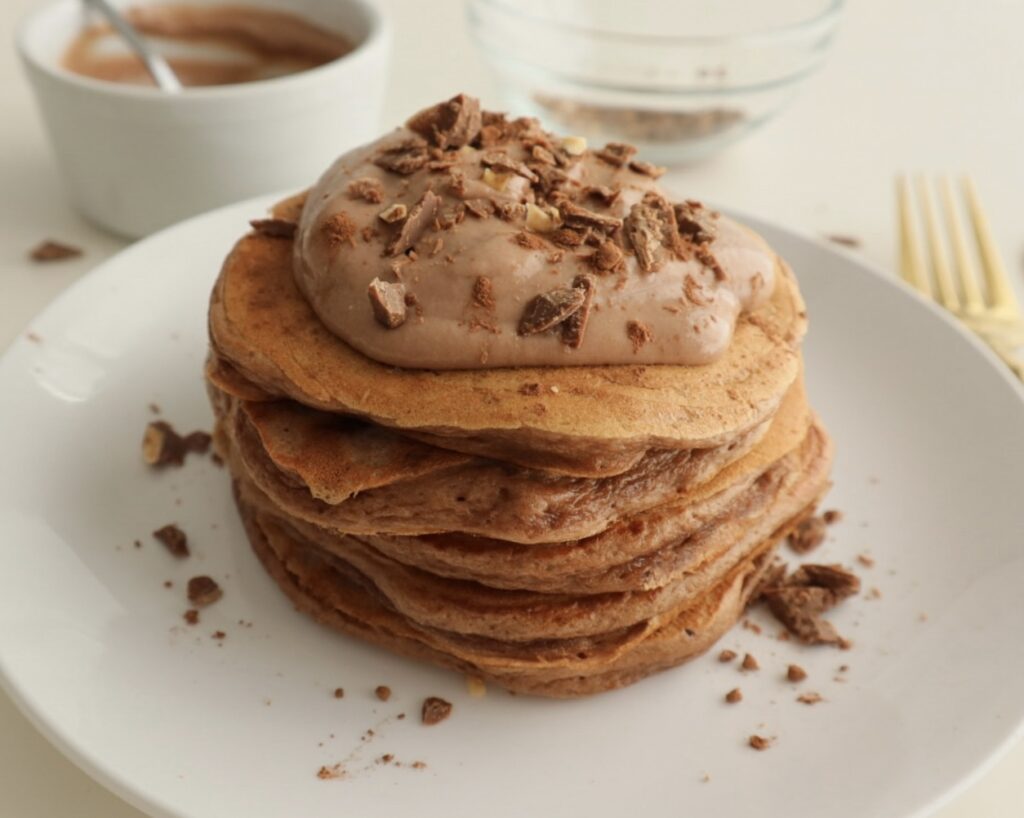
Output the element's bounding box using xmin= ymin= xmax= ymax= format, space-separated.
xmin=897 ymin=174 xmax=1024 ymax=379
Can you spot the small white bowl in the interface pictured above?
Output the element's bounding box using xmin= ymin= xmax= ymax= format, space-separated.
xmin=17 ymin=0 xmax=390 ymax=238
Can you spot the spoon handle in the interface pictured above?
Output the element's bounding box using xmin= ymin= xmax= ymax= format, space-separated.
xmin=82 ymin=0 xmax=183 ymax=92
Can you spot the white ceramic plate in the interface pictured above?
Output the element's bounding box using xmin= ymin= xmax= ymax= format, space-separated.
xmin=2 ymin=198 xmax=1023 ymax=818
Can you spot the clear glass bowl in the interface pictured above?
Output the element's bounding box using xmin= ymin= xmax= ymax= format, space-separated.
xmin=467 ymin=0 xmax=844 ymax=164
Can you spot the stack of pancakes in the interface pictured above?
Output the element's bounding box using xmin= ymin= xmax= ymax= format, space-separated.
xmin=205 ymin=99 xmax=832 ymax=697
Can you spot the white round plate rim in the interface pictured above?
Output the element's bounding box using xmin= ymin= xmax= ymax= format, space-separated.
xmin=1 ymin=195 xmax=1023 ymax=818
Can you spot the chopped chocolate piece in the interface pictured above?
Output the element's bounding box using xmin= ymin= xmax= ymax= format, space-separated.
xmin=346 ymin=177 xmax=384 ymax=204
xmin=386 ymin=190 xmax=442 ymax=255
xmin=513 ymin=230 xmax=550 ymax=251
xmin=551 ymin=227 xmax=588 ymax=248
xmin=377 ymin=753 xmax=394 ymax=764
xmin=480 ymin=151 xmax=539 ymax=183
xmin=374 ymin=137 xmax=431 ymax=175
xmin=421 ymin=696 xmax=452 ymax=725
xmin=787 ymin=664 xmax=808 ymax=683
xmin=30 ymin=239 xmax=82 ymax=262
xmin=561 ymin=274 xmax=596 ymax=348
xmin=797 ymin=692 xmax=824 ymax=705
xmin=361 ymin=226 xmax=378 ymax=243
xmin=624 ymin=197 xmax=673 ymax=272
xmin=695 ymin=245 xmax=726 ymax=282
xmin=187 ymin=575 xmax=222 ymax=607
xmin=595 ymin=142 xmax=637 ymax=167
xmin=761 ymin=564 xmax=861 ymax=645
xmin=749 ymin=735 xmax=773 ymax=751
xmin=823 ymin=509 xmax=844 ymax=525
xmin=333 ymin=688 xmax=345 ymax=698
xmin=434 ymin=202 xmax=467 ymax=231
xmin=559 ymin=201 xmax=622 ymax=234
xmin=476 ymin=123 xmax=505 ymax=148
xmin=725 ymin=688 xmax=743 ymax=704
xmin=519 ymin=382 xmax=542 ymax=396
xmin=183 ymin=609 xmax=199 ymax=625
xmin=718 ymin=649 xmax=737 ymax=663
xmin=494 ymin=200 xmax=526 ymax=222
xmin=628 ymin=160 xmax=667 ymax=178
xmin=683 ymin=274 xmax=712 ymax=307
xmin=374 ymin=685 xmax=392 ymax=702
xmin=378 ymin=203 xmax=408 ymax=224
xmin=584 ymin=186 xmax=620 ymax=207
xmin=675 ymin=200 xmax=717 ymax=245
xmin=588 ymin=239 xmax=624 ymax=274
xmin=825 ymin=234 xmax=862 ymax=248
xmin=367 ymin=278 xmax=408 ymax=329
xmin=472 ymin=276 xmax=495 ymax=310
xmin=463 ymin=198 xmax=494 ymax=219
xmin=740 ymin=653 xmax=759 ymax=672
xmin=323 ymin=211 xmax=358 ymax=249
xmin=626 ymin=320 xmax=652 ymax=352
xmin=249 ymin=218 xmax=297 ymax=239
xmin=518 ymin=285 xmax=586 ymax=335
xmin=788 ymin=515 xmax=828 ymax=554
xmin=406 ymin=94 xmax=482 ymax=150
xmin=153 ymin=524 xmax=189 ymax=558
xmin=531 ymin=163 xmax=570 ymax=194
xmin=183 ymin=431 xmax=212 ymax=455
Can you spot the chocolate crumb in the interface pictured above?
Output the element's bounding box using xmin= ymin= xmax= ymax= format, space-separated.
xmin=725 ymin=688 xmax=743 ymax=704
xmin=588 ymin=239 xmax=624 ymax=274
xmin=211 ymin=630 xmax=226 ymax=640
xmin=741 ymin=653 xmax=760 ymax=672
xmin=333 ymin=688 xmax=344 ymax=699
xmin=187 ymin=575 xmax=222 ymax=608
xmin=480 ymin=150 xmax=539 ymax=183
xmin=183 ymin=609 xmax=199 ymax=625
xmin=464 ymin=198 xmax=494 ymax=219
xmin=797 ymin=692 xmax=824 ymax=705
xmin=411 ymin=761 xmax=427 ymax=770
xmin=421 ymin=696 xmax=452 ymax=725
xmin=317 ymin=763 xmax=345 ymax=780
xmin=374 ymin=137 xmax=431 ymax=175
xmin=788 ymin=515 xmax=828 ymax=554
xmin=375 ymin=685 xmax=392 ymax=702
xmin=718 ymin=649 xmax=737 ymax=663
xmin=30 ymin=240 xmax=82 ymax=262
xmin=323 ymin=211 xmax=358 ymax=249
xmin=857 ymin=553 xmax=875 ymax=568
xmin=822 ymin=509 xmax=843 ymax=525
xmin=387 ymin=190 xmax=442 ymax=255
xmin=163 ymin=580 xmax=173 ymax=588
xmin=749 ymin=735 xmax=773 ymax=751
xmin=346 ymin=177 xmax=384 ymax=204
xmin=367 ymin=278 xmax=408 ymax=329
xmin=153 ymin=524 xmax=189 ymax=558
xmin=595 ymin=142 xmax=637 ymax=167
xmin=628 ymin=160 xmax=667 ymax=178
xmin=472 ymin=276 xmax=496 ymax=310
xmin=786 ymin=664 xmax=808 ymax=683
xmin=761 ymin=563 xmax=861 ymax=646
xmin=626 ymin=320 xmax=652 ymax=352
xmin=249 ymin=218 xmax=296 ymax=239
xmin=825 ymin=234 xmax=862 ymax=248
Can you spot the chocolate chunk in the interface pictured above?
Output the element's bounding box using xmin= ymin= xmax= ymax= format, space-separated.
xmin=187 ymin=575 xmax=222 ymax=607
xmin=472 ymin=276 xmax=495 ymax=310
xmin=346 ymin=177 xmax=384 ymax=203
xmin=558 ymin=201 xmax=622 ymax=234
xmin=513 ymin=231 xmax=550 ymax=251
xmin=375 ymin=685 xmax=392 ymax=701
xmin=625 ymin=200 xmax=669 ymax=273
xmin=823 ymin=509 xmax=844 ymax=525
xmin=790 ymin=564 xmax=861 ymax=598
xmin=788 ymin=515 xmax=828 ymax=554
xmin=153 ymin=524 xmax=189 ymax=558
xmin=421 ymin=696 xmax=452 ymax=725
xmin=595 ymin=142 xmax=638 ymax=167
xmin=561 ymin=274 xmax=596 ymax=348
xmin=378 ymin=203 xmax=408 ymax=224
xmin=30 ymin=240 xmax=82 ymax=262
xmin=406 ymin=94 xmax=482 ymax=150
xmin=386 ymin=190 xmax=442 ymax=256
xmin=518 ymin=285 xmax=586 ymax=336
xmin=787 ymin=664 xmax=808 ymax=682
xmin=740 ymin=653 xmax=759 ymax=671
xmin=588 ymin=239 xmax=624 ymax=274
xmin=628 ymin=160 xmax=667 ymax=178
xmin=323 ymin=211 xmax=358 ymax=249
xmin=675 ymin=200 xmax=717 ymax=245
xmin=463 ymin=198 xmax=494 ymax=219
xmin=480 ymin=151 xmax=539 ymax=183
xmin=749 ymin=735 xmax=773 ymax=751
xmin=550 ymin=227 xmax=588 ymax=248
xmin=626 ymin=320 xmax=652 ymax=352
xmin=493 ymin=201 xmax=526 ymax=222
xmin=530 ymin=144 xmax=557 ymax=165
xmin=718 ymin=649 xmax=737 ymax=663
xmin=725 ymin=688 xmax=743 ymax=704
xmin=584 ymin=185 xmax=620 ymax=206
xmin=333 ymin=688 xmax=345 ymax=698
xmin=761 ymin=564 xmax=861 ymax=646
xmin=367 ymin=278 xmax=407 ymax=329
xmin=183 ymin=609 xmax=199 ymax=625
xmin=374 ymin=136 xmax=431 ymax=175
xmin=249 ymin=218 xmax=297 ymax=239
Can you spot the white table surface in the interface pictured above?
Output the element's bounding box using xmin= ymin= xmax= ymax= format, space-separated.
xmin=2 ymin=1 xmax=1023 ymax=815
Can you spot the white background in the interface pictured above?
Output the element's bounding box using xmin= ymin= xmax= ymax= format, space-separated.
xmin=1 ymin=0 xmax=1023 ymax=815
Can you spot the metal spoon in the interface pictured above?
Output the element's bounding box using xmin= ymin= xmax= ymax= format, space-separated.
xmin=82 ymin=0 xmax=183 ymax=92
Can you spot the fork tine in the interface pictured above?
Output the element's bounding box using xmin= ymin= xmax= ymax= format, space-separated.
xmin=896 ymin=175 xmax=931 ymax=296
xmin=939 ymin=175 xmax=985 ymax=317
xmin=917 ymin=176 xmax=960 ymax=312
xmin=962 ymin=175 xmax=1021 ymax=318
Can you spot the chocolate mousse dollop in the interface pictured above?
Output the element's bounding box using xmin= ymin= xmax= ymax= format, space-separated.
xmin=293 ymin=94 xmax=776 ymax=369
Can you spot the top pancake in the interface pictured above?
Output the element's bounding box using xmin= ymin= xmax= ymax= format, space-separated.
xmin=208 ymin=213 xmax=806 ymax=476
